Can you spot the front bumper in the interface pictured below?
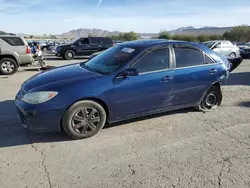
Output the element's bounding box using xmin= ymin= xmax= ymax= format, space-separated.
xmin=15 ymin=92 xmax=63 ymax=132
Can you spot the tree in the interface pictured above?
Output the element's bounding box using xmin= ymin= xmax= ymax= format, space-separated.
xmin=196 ymin=35 xmax=210 ymax=42
xmin=123 ymin=31 xmax=138 ymax=41
xmin=0 ymin=31 xmax=6 ymax=35
xmin=223 ymin=25 xmax=250 ymax=42
xmin=110 ymin=31 xmax=138 ymax=41
xmin=88 ymin=33 xmax=97 ymax=37
xmin=29 ymin=35 xmax=34 ymax=39
xmin=158 ymin=31 xmax=170 ymax=39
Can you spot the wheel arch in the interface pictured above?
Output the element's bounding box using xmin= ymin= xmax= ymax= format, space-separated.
xmin=198 ymin=81 xmax=221 ymax=105
xmin=0 ymin=54 xmax=20 ymax=67
xmin=60 ymin=97 xmax=110 ymax=131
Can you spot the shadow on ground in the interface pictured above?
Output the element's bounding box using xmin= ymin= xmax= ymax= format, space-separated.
xmin=237 ymin=101 xmax=250 ymax=108
xmin=224 ymin=71 xmax=250 ymax=86
xmin=0 ymin=100 xmax=71 ymax=148
xmin=0 ymin=100 xmax=197 ymax=148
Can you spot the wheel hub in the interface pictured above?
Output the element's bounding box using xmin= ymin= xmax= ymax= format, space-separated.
xmin=68 ymin=53 xmax=73 ymax=58
xmin=71 ymin=108 xmax=100 ymax=134
xmin=1 ymin=61 xmax=14 ymax=72
xmin=205 ymin=93 xmax=217 ymax=107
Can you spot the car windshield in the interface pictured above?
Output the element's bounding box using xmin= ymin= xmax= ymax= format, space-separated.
xmin=80 ymin=45 xmax=139 ymax=74
xmin=202 ymin=42 xmax=216 ymax=48
xmin=70 ymin=38 xmax=80 ymax=44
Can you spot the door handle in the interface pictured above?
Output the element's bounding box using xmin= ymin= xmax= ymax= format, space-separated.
xmin=209 ymin=69 xmax=218 ymax=74
xmin=161 ymin=76 xmax=173 ymax=83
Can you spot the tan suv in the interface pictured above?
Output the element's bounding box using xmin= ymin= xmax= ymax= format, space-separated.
xmin=0 ymin=35 xmax=34 ymax=75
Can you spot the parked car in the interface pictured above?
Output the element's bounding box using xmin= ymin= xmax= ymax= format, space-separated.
xmin=0 ymin=35 xmax=34 ymax=75
xmin=237 ymin=43 xmax=250 ymax=58
xmin=202 ymin=40 xmax=240 ymax=58
xmin=88 ymin=41 xmax=123 ymax=59
xmin=15 ymin=39 xmax=231 ymax=139
xmin=55 ymin=37 xmax=114 ymax=60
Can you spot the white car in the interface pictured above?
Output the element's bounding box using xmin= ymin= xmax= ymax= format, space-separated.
xmin=203 ymin=40 xmax=240 ymax=58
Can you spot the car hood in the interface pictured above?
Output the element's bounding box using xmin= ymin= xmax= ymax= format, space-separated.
xmin=22 ymin=64 xmax=100 ymax=92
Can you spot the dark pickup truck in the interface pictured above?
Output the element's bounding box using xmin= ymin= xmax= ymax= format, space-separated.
xmin=55 ymin=37 xmax=114 ymax=60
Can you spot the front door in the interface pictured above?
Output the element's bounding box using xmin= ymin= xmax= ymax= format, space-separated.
xmin=76 ymin=38 xmax=92 ymax=56
xmin=112 ymin=47 xmax=174 ymax=120
xmin=171 ymin=45 xmax=221 ymax=107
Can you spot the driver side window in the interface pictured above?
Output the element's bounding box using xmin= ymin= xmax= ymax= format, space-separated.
xmin=79 ymin=38 xmax=89 ymax=45
xmin=214 ymin=42 xmax=221 ymax=48
xmin=131 ymin=48 xmax=170 ymax=73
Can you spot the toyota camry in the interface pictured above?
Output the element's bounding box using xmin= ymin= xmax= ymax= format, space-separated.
xmin=15 ymin=39 xmax=231 ymax=139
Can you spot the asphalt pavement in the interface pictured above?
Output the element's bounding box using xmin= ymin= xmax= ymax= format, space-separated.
xmin=0 ymin=55 xmax=250 ymax=188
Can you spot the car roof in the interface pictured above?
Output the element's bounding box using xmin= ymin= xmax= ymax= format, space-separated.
xmin=117 ymin=39 xmax=187 ymax=49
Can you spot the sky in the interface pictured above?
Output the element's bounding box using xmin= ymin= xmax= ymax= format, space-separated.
xmin=1 ymin=0 xmax=250 ymax=35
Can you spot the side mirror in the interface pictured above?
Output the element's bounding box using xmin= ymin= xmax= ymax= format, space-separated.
xmin=119 ymin=68 xmax=139 ymax=77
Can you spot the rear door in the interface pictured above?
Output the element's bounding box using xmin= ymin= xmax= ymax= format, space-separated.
xmin=100 ymin=38 xmax=113 ymax=49
xmin=88 ymin=37 xmax=102 ymax=53
xmin=171 ymin=44 xmax=221 ymax=107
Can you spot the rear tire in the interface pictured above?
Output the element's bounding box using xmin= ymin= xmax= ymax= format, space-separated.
xmin=63 ymin=50 xmax=75 ymax=60
xmin=0 ymin=58 xmax=18 ymax=75
xmin=197 ymin=86 xmax=222 ymax=112
xmin=62 ymin=100 xmax=106 ymax=140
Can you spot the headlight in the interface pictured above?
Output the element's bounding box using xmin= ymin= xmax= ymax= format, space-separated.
xmin=22 ymin=91 xmax=58 ymax=104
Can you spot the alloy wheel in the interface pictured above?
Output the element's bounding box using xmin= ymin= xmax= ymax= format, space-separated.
xmin=1 ymin=61 xmax=15 ymax=73
xmin=67 ymin=52 xmax=73 ymax=58
xmin=71 ymin=107 xmax=101 ymax=134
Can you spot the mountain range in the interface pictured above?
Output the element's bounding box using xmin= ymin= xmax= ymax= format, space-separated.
xmin=14 ymin=26 xmax=236 ymax=39
xmin=56 ymin=26 xmax=234 ymax=38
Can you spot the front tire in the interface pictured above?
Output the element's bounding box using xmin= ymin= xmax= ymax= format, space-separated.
xmin=62 ymin=100 xmax=106 ymax=139
xmin=63 ymin=50 xmax=75 ymax=60
xmin=0 ymin=58 xmax=18 ymax=75
xmin=197 ymin=86 xmax=222 ymax=112
xmin=229 ymin=52 xmax=236 ymax=58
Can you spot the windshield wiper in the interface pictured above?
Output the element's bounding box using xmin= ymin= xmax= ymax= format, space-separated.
xmin=82 ymin=64 xmax=103 ymax=74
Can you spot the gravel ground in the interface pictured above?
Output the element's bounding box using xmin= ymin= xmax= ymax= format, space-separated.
xmin=0 ymin=56 xmax=249 ymax=188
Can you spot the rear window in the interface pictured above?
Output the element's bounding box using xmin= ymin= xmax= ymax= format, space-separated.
xmin=174 ymin=46 xmax=204 ymax=68
xmin=90 ymin=38 xmax=100 ymax=44
xmin=100 ymin=38 xmax=112 ymax=44
xmin=81 ymin=45 xmax=139 ymax=74
xmin=1 ymin=37 xmax=24 ymax=46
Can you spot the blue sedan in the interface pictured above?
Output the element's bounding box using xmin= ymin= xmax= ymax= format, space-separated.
xmin=15 ymin=39 xmax=231 ymax=139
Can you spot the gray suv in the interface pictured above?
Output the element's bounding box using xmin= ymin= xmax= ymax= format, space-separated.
xmin=0 ymin=35 xmax=34 ymax=75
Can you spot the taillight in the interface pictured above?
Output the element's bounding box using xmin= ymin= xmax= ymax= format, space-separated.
xmin=26 ymin=45 xmax=31 ymax=54
xmin=112 ymin=43 xmax=115 ymax=46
